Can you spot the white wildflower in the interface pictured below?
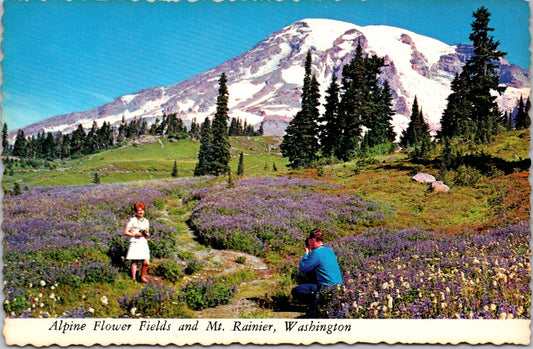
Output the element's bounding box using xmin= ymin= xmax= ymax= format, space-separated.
xmin=100 ymin=296 xmax=108 ymax=305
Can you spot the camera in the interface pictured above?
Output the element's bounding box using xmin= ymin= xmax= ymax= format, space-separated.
xmin=139 ymin=229 xmax=149 ymax=238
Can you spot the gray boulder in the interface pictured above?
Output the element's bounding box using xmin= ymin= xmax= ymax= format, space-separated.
xmin=429 ymin=181 xmax=450 ymax=193
xmin=412 ymin=173 xmax=436 ymax=184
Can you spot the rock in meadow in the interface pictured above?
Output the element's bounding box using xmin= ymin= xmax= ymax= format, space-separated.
xmin=412 ymin=172 xmax=436 ymax=184
xmin=429 ymin=181 xmax=450 ymax=193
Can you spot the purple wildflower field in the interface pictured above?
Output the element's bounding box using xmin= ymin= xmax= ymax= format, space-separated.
xmin=321 ymin=223 xmax=531 ymax=319
xmin=3 ymin=174 xmax=530 ymax=319
xmin=187 ymin=176 xmax=530 ymax=319
xmin=2 ymin=177 xmax=210 ymax=317
xmin=188 ymin=177 xmax=386 ymax=256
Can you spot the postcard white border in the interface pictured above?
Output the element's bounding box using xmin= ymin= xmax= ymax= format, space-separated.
xmin=3 ymin=318 xmax=531 ymax=346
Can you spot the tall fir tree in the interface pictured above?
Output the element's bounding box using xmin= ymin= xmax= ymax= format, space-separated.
xmin=319 ymin=74 xmax=341 ymax=158
xmin=194 ymin=117 xmax=213 ymax=176
xmin=514 ymin=95 xmax=530 ymax=129
xmin=400 ymin=97 xmax=432 ymax=160
xmin=2 ymin=123 xmax=9 ymax=154
xmin=171 ymin=160 xmax=178 ymax=177
xmin=280 ymin=50 xmax=321 ymax=168
xmin=237 ymin=152 xmax=244 ymax=176
xmin=12 ymin=129 xmax=27 ymax=158
xmin=336 ymin=42 xmax=392 ymax=159
xmin=210 ymin=73 xmax=231 ymax=176
xmin=363 ymin=80 xmax=396 ymax=149
xmin=439 ymin=72 xmax=474 ymax=140
xmin=463 ymin=6 xmax=507 ymax=142
xmin=337 ymin=43 xmax=366 ymax=161
xmin=70 ymin=124 xmax=86 ymax=156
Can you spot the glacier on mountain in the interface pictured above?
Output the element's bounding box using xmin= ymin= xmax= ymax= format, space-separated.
xmin=16 ymin=18 xmax=530 ymax=140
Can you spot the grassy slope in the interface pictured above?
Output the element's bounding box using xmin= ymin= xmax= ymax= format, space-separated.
xmin=3 ymin=130 xmax=530 ymax=232
xmin=3 ymin=136 xmax=289 ymax=186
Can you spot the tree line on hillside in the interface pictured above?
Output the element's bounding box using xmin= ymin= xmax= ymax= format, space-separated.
xmin=280 ymin=6 xmax=530 ymax=171
xmin=2 ymin=112 xmax=262 ymax=161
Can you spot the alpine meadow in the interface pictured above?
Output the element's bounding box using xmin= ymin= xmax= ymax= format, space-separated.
xmin=2 ymin=4 xmax=530 ymax=324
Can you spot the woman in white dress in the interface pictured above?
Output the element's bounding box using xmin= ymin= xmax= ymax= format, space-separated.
xmin=124 ymin=202 xmax=150 ymax=282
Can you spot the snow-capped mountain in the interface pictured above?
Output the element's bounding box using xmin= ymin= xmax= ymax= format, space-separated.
xmin=15 ymin=18 xmax=530 ymax=139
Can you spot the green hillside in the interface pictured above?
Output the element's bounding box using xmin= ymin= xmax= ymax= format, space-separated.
xmin=3 ymin=130 xmax=529 ymax=233
xmin=2 ymin=136 xmax=289 ymax=187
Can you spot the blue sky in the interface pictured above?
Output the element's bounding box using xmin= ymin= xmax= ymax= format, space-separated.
xmin=1 ymin=0 xmax=530 ymax=130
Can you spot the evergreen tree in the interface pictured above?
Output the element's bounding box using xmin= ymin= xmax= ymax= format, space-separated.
xmin=463 ymin=6 xmax=507 ymax=142
xmin=190 ymin=118 xmax=200 ymax=140
xmin=401 ymin=97 xmax=421 ymax=147
xmin=194 ymin=118 xmax=213 ymax=176
xmin=319 ymin=74 xmax=340 ymax=158
xmin=280 ymin=50 xmax=321 ymax=168
xmin=229 ymin=118 xmax=242 ymax=136
xmin=92 ymin=171 xmax=101 ymax=184
xmin=363 ymin=80 xmax=395 ymax=149
xmin=337 ymin=43 xmax=365 ymax=160
xmin=61 ymin=133 xmax=71 ymax=159
xmin=210 ymin=73 xmax=231 ymax=176
xmin=2 ymin=123 xmax=9 ymax=154
xmin=439 ymin=72 xmax=474 ymax=140
xmin=401 ymin=97 xmax=432 ymax=160
xmin=70 ymin=124 xmax=86 ymax=156
xmin=237 ymin=152 xmax=244 ymax=176
xmin=171 ymin=160 xmax=178 ymax=177
xmin=514 ymin=95 xmax=530 ymax=129
xmin=336 ymin=43 xmax=391 ymax=159
xmin=227 ymin=169 xmax=235 ymax=188
xmin=12 ymin=182 xmax=22 ymax=196
xmin=84 ymin=121 xmax=99 ymax=154
xmin=12 ymin=129 xmax=27 ymax=158
xmin=43 ymin=132 xmax=56 ymax=159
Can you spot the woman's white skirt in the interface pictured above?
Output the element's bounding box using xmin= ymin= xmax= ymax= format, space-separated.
xmin=126 ymin=237 xmax=150 ymax=260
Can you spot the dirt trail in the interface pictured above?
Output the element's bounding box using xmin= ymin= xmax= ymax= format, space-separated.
xmin=158 ymin=200 xmax=304 ymax=318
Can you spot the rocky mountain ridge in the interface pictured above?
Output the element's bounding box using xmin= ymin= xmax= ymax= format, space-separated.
xmin=14 ymin=18 xmax=530 ymax=140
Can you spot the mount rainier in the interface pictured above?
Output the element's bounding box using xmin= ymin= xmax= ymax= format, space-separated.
xmin=16 ymin=18 xmax=531 ymax=139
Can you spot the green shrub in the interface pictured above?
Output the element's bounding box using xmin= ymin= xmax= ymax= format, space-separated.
xmin=4 ymin=291 xmax=31 ymax=317
xmin=176 ymin=250 xmax=196 ymax=261
xmin=108 ymin=235 xmax=129 ymax=270
xmin=453 ymin=165 xmax=483 ymax=187
xmin=184 ymin=259 xmax=203 ymax=275
xmin=180 ymin=277 xmax=236 ymax=310
xmin=156 ymin=259 xmax=184 ymax=282
xmin=118 ymin=281 xmax=187 ymax=318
